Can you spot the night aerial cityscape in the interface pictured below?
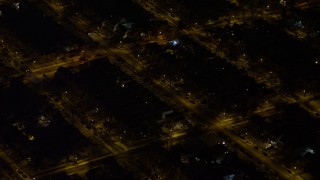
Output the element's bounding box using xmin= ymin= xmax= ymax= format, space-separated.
xmin=0 ymin=0 xmax=320 ymax=179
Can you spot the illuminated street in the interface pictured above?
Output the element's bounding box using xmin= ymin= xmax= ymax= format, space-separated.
xmin=0 ymin=0 xmax=320 ymax=179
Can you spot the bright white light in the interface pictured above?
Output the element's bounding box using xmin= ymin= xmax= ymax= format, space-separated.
xmin=306 ymin=147 xmax=315 ymax=154
xmin=13 ymin=2 xmax=20 ymax=10
xmin=294 ymin=21 xmax=303 ymax=28
xmin=280 ymin=0 xmax=287 ymax=6
xmin=172 ymin=41 xmax=178 ymax=46
xmin=224 ymin=174 xmax=235 ymax=180
xmin=302 ymin=147 xmax=316 ymax=156
xmin=169 ymin=40 xmax=180 ymax=46
xmin=38 ymin=115 xmax=50 ymax=127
